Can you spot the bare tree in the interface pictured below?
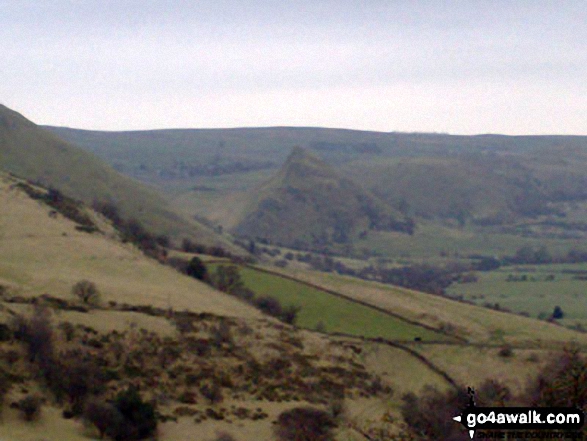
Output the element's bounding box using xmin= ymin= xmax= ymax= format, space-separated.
xmin=72 ymin=280 xmax=101 ymax=306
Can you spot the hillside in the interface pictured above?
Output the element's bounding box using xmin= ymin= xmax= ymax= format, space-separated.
xmin=1 ymin=171 xmax=586 ymax=440
xmin=0 ymin=172 xmax=260 ymax=319
xmin=342 ymin=155 xmax=530 ymax=224
xmin=0 ymin=104 xmax=234 ymax=249
xmin=46 ymin=124 xmax=587 ymax=229
xmin=233 ymin=147 xmax=413 ymax=247
xmin=0 ymin=171 xmax=445 ymax=440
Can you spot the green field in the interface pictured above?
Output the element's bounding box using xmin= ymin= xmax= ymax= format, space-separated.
xmin=209 ymin=264 xmax=450 ymax=342
xmin=447 ymin=263 xmax=587 ymax=327
xmin=358 ymin=221 xmax=584 ymax=260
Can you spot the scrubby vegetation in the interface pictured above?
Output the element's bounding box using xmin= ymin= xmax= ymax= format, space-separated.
xmin=274 ymin=406 xmax=337 ymax=441
xmin=0 ymin=297 xmax=391 ymax=439
xmin=15 ymin=182 xmax=98 ymax=232
xmin=93 ymin=201 xmax=168 ymax=259
xmin=400 ymin=346 xmax=587 ymax=439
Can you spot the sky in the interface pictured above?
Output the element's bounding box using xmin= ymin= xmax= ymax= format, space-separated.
xmin=1 ymin=1 xmax=586 ymax=134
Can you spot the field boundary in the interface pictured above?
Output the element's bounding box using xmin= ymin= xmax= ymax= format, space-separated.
xmin=218 ymin=262 xmax=468 ymax=343
xmin=329 ymin=331 xmax=460 ymax=390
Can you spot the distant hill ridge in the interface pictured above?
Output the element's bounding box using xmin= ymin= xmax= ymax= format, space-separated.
xmin=46 ymin=123 xmax=587 ymax=227
xmin=233 ymin=146 xmax=413 ymax=248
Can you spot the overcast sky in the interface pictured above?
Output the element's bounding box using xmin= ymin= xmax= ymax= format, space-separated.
xmin=1 ymin=1 xmax=586 ymax=134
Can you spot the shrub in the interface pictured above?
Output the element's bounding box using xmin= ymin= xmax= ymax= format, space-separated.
xmin=46 ymin=349 xmax=107 ymax=415
xmin=186 ymin=257 xmax=208 ymax=281
xmin=200 ymin=383 xmax=223 ymax=405
xmin=19 ymin=395 xmax=42 ymax=421
xmin=12 ymin=307 xmax=54 ymax=369
xmin=254 ymin=296 xmax=283 ymax=317
xmin=524 ymin=345 xmax=587 ymax=408
xmin=214 ymin=432 xmax=238 ymax=441
xmin=212 ymin=266 xmax=243 ymax=293
xmin=275 ymin=407 xmax=337 ymax=441
xmin=84 ymin=399 xmax=124 ymax=439
xmin=72 ymin=280 xmax=101 ymax=306
xmin=280 ymin=305 xmax=300 ymax=325
xmin=401 ymin=385 xmax=469 ymax=440
xmin=552 ymin=305 xmax=564 ymax=319
xmin=498 ymin=344 xmax=513 ymax=358
xmin=113 ymin=386 xmax=158 ymax=440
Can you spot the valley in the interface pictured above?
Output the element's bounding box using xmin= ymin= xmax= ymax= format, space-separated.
xmin=0 ymin=105 xmax=586 ymax=440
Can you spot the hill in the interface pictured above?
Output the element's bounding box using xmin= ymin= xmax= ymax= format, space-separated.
xmin=233 ymin=147 xmax=413 ymax=248
xmin=1 ymin=171 xmax=586 ymax=440
xmin=46 ymin=125 xmax=587 ymax=228
xmin=0 ymin=171 xmax=444 ymax=440
xmin=0 ymin=172 xmax=260 ymax=319
xmin=0 ymin=104 xmax=234 ymax=249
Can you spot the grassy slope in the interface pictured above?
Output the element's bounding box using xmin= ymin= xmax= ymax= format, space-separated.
xmin=209 ymin=263 xmax=448 ymax=342
xmin=0 ymin=173 xmax=262 ymax=319
xmin=0 ymin=104 xmax=235 ymax=249
xmin=341 ymin=156 xmax=517 ymax=220
xmin=0 ymin=174 xmax=581 ymax=440
xmin=267 ymin=267 xmax=587 ymax=348
xmin=233 ymin=147 xmax=409 ymax=245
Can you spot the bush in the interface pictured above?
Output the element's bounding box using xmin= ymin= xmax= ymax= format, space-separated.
xmin=254 ymin=296 xmax=283 ymax=317
xmin=19 ymin=395 xmax=42 ymax=421
xmin=275 ymin=406 xmax=336 ymax=441
xmin=214 ymin=432 xmax=237 ymax=441
xmin=280 ymin=305 xmax=300 ymax=325
xmin=200 ymin=383 xmax=223 ymax=405
xmin=72 ymin=280 xmax=101 ymax=306
xmin=401 ymin=385 xmax=469 ymax=440
xmin=84 ymin=399 xmax=124 ymax=439
xmin=212 ymin=266 xmax=243 ymax=293
xmin=113 ymin=386 xmax=158 ymax=440
xmin=186 ymin=257 xmax=208 ymax=281
xmin=498 ymin=344 xmax=513 ymax=358
xmin=46 ymin=349 xmax=107 ymax=415
xmin=524 ymin=345 xmax=587 ymax=408
xmin=12 ymin=307 xmax=54 ymax=369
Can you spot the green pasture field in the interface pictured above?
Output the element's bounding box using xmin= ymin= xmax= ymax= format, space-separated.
xmin=447 ymin=263 xmax=587 ymax=326
xmin=358 ymin=221 xmax=582 ymax=260
xmin=208 ymin=263 xmax=449 ymax=342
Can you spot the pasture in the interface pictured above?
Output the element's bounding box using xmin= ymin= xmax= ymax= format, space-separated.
xmin=447 ymin=263 xmax=587 ymax=327
xmin=208 ymin=263 xmax=450 ymax=342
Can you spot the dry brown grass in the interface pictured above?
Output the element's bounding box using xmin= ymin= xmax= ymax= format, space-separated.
xmin=0 ymin=175 xmax=262 ymax=320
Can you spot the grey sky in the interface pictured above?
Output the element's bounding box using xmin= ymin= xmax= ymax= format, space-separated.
xmin=2 ymin=1 xmax=586 ymax=134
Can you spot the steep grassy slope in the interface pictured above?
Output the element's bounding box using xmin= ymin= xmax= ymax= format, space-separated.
xmin=342 ymin=156 xmax=519 ymax=222
xmin=0 ymin=105 xmax=234 ymax=249
xmin=233 ymin=147 xmax=412 ymax=247
xmin=0 ymin=172 xmax=260 ymax=318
